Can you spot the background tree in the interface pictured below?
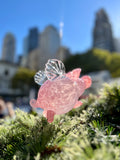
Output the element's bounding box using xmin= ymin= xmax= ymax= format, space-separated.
xmin=12 ymin=68 xmax=37 ymax=95
xmin=64 ymin=48 xmax=120 ymax=77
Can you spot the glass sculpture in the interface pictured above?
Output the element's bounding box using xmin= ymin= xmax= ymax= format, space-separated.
xmin=30 ymin=59 xmax=92 ymax=123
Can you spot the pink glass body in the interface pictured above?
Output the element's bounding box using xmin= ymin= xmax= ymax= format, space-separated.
xmin=30 ymin=68 xmax=92 ymax=123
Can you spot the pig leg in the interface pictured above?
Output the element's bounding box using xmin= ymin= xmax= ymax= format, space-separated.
xmin=73 ymin=101 xmax=83 ymax=108
xmin=43 ymin=110 xmax=54 ymax=122
xmin=43 ymin=110 xmax=47 ymax=117
xmin=46 ymin=110 xmax=55 ymax=123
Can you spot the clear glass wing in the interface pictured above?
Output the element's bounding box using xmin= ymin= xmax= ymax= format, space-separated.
xmin=34 ymin=70 xmax=47 ymax=85
xmin=45 ymin=59 xmax=65 ymax=80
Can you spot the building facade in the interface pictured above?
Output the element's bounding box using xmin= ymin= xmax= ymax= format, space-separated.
xmin=28 ymin=27 xmax=39 ymax=52
xmin=0 ymin=60 xmax=18 ymax=95
xmin=27 ymin=49 xmax=41 ymax=70
xmin=26 ymin=25 xmax=61 ymax=70
xmin=114 ymin=38 xmax=120 ymax=53
xmin=21 ymin=27 xmax=40 ymax=67
xmin=23 ymin=36 xmax=29 ymax=56
xmin=93 ymin=9 xmax=114 ymax=52
xmin=40 ymin=25 xmax=60 ymax=57
xmin=55 ymin=46 xmax=71 ymax=62
xmin=21 ymin=25 xmax=70 ymax=70
xmin=2 ymin=33 xmax=16 ymax=63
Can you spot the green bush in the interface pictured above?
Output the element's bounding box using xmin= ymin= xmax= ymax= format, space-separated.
xmin=0 ymin=84 xmax=120 ymax=159
xmin=0 ymin=111 xmax=56 ymax=160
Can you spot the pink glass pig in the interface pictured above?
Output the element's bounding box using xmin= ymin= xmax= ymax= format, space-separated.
xmin=30 ymin=59 xmax=92 ymax=123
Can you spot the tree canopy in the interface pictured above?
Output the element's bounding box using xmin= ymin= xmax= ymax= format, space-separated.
xmin=12 ymin=67 xmax=37 ymax=93
xmin=64 ymin=48 xmax=120 ymax=77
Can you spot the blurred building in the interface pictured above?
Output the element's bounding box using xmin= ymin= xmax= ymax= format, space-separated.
xmin=21 ymin=27 xmax=40 ymax=67
xmin=55 ymin=46 xmax=71 ymax=62
xmin=27 ymin=49 xmax=42 ymax=70
xmin=40 ymin=25 xmax=60 ymax=57
xmin=23 ymin=36 xmax=29 ymax=56
xmin=28 ymin=27 xmax=39 ymax=52
xmin=93 ymin=9 xmax=114 ymax=52
xmin=114 ymin=38 xmax=120 ymax=53
xmin=22 ymin=27 xmax=39 ymax=56
xmin=2 ymin=33 xmax=16 ymax=63
xmin=23 ymin=25 xmax=61 ymax=70
xmin=17 ymin=55 xmax=22 ymax=65
xmin=37 ymin=25 xmax=60 ymax=69
xmin=27 ymin=46 xmax=71 ymax=71
xmin=21 ymin=25 xmax=71 ymax=70
xmin=0 ymin=60 xmax=19 ymax=96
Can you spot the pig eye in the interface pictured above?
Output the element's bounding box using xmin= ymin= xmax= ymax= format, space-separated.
xmin=45 ymin=59 xmax=65 ymax=80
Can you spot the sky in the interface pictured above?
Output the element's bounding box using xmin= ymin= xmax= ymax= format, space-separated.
xmin=0 ymin=0 xmax=120 ymax=57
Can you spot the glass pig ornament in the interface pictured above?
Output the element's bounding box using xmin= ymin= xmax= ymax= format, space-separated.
xmin=30 ymin=59 xmax=92 ymax=123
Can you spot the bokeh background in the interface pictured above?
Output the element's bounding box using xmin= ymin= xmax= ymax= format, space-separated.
xmin=0 ymin=0 xmax=120 ymax=113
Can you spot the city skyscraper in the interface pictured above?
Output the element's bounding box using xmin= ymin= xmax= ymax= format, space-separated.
xmin=93 ymin=9 xmax=114 ymax=52
xmin=27 ymin=25 xmax=61 ymax=70
xmin=21 ymin=27 xmax=39 ymax=66
xmin=28 ymin=27 xmax=39 ymax=52
xmin=114 ymin=38 xmax=120 ymax=53
xmin=40 ymin=25 xmax=60 ymax=56
xmin=2 ymin=33 xmax=16 ymax=63
xmin=23 ymin=36 xmax=29 ymax=56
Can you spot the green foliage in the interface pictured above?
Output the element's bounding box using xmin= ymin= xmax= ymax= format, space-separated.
xmin=62 ymin=137 xmax=120 ymax=160
xmin=64 ymin=48 xmax=120 ymax=77
xmin=0 ymin=84 xmax=120 ymax=159
xmin=98 ymin=84 xmax=120 ymax=124
xmin=12 ymin=67 xmax=36 ymax=92
xmin=112 ymin=68 xmax=120 ymax=77
xmin=0 ymin=110 xmax=55 ymax=160
xmin=108 ymin=53 xmax=120 ymax=77
xmin=64 ymin=48 xmax=110 ymax=73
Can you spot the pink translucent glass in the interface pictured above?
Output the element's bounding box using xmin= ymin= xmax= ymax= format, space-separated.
xmin=30 ymin=59 xmax=92 ymax=123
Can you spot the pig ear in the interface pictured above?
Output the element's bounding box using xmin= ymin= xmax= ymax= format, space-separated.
xmin=66 ymin=68 xmax=81 ymax=80
xmin=81 ymin=76 xmax=92 ymax=89
xmin=45 ymin=59 xmax=65 ymax=80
